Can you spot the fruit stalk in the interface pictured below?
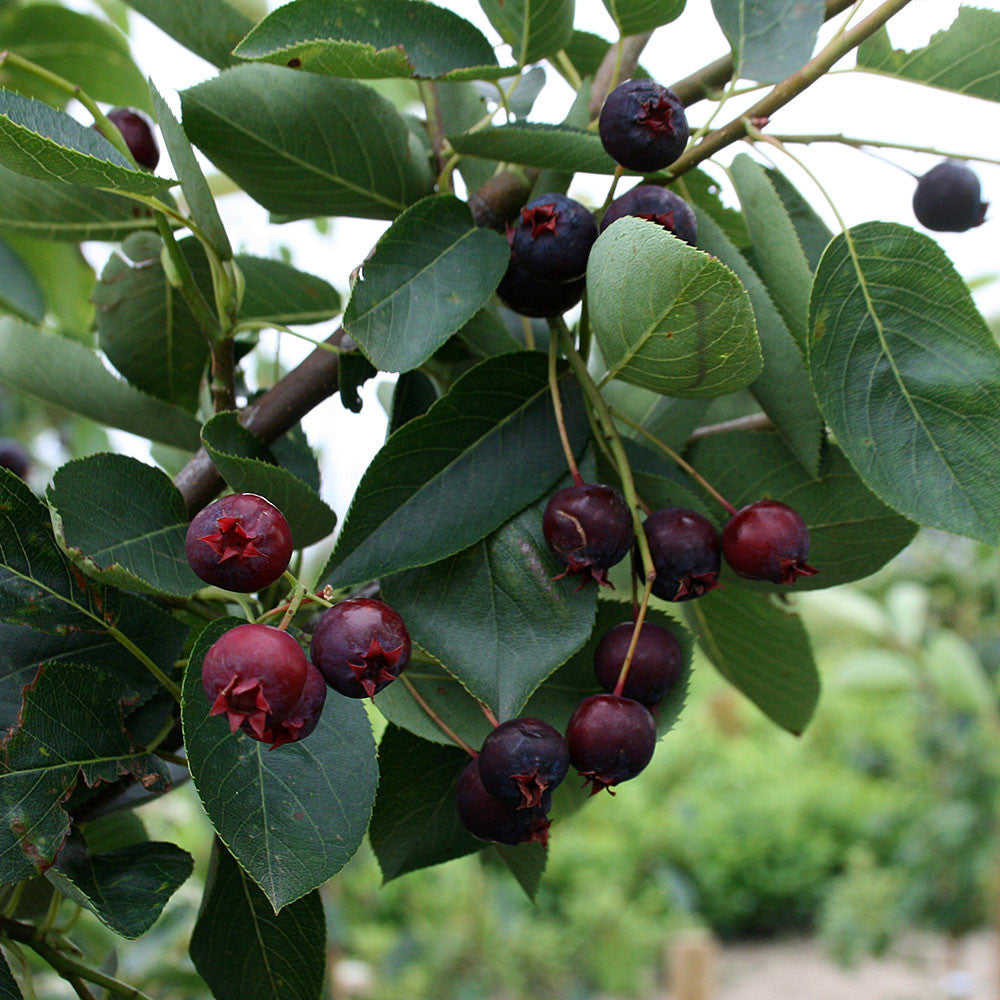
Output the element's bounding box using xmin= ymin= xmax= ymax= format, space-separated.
xmin=547 ymin=331 xmax=584 ymax=486
xmin=400 ymin=675 xmax=477 ymax=757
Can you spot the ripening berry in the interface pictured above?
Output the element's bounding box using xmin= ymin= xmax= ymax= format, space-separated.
xmin=642 ymin=507 xmax=721 ymax=601
xmin=511 ymin=193 xmax=598 ymax=282
xmin=593 ymin=620 xmax=682 ymax=706
xmin=601 ymin=184 xmax=697 ymax=246
xmin=912 ymin=160 xmax=987 ymax=233
xmin=599 ymin=79 xmax=689 ymax=173
xmin=721 ymin=499 xmax=817 ymax=584
xmin=106 ymin=108 xmax=160 ymax=170
xmin=456 ymin=759 xmax=551 ymax=846
xmin=477 ymin=717 xmax=570 ymax=809
xmin=566 ymin=693 xmax=657 ymax=794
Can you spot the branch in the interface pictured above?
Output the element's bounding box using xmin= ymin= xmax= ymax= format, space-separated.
xmin=588 ymin=32 xmax=654 ymax=119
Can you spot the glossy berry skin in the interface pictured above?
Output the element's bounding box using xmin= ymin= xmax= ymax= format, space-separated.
xmin=202 ymin=624 xmax=308 ymax=738
xmin=243 ymin=661 xmax=326 ymax=750
xmin=721 ymin=499 xmax=817 ymax=584
xmin=599 ymin=78 xmax=689 ymax=173
xmin=0 ymin=439 xmax=29 ymax=479
xmin=496 ymin=257 xmax=585 ymax=318
xmin=600 ymin=184 xmax=697 ymax=246
xmin=913 ymin=160 xmax=987 ymax=232
xmin=566 ymin=693 xmax=656 ymax=794
xmin=593 ymin=621 xmax=682 ymax=706
xmin=185 ymin=493 xmax=293 ymax=593
xmin=456 ymin=760 xmax=550 ymax=846
xmin=106 ymin=108 xmax=159 ymax=170
xmin=543 ymin=483 xmax=633 ymax=587
xmin=477 ymin=717 xmax=570 ymax=809
xmin=310 ymin=598 xmax=411 ymax=699
xmin=511 ymin=193 xmax=598 ymax=282
xmin=642 ymin=507 xmax=721 ymax=601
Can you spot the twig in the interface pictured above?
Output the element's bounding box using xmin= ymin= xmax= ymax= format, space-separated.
xmin=400 ymin=675 xmax=477 ymax=756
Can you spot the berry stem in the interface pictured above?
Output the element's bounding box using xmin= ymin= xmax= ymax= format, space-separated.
xmin=418 ymin=80 xmax=450 ymax=181
xmin=277 ymin=584 xmax=307 ymax=631
xmin=153 ymin=213 xmax=221 ymax=339
xmin=767 ymin=132 xmax=1000 ymax=170
xmin=479 ymin=702 xmax=500 ymax=728
xmin=255 ymin=591 xmax=332 ymax=624
xmin=105 ymin=625 xmax=182 ymax=703
xmin=400 ymin=675 xmax=477 ymax=757
xmin=209 ymin=337 xmax=237 ymax=413
xmin=548 ymin=328 xmax=584 ymax=486
xmin=233 ymin=318 xmax=343 ymax=355
xmin=613 ymin=578 xmax=655 ymax=698
xmin=609 ymin=406 xmax=738 ymax=516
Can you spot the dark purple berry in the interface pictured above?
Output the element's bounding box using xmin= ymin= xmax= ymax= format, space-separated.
xmin=642 ymin=507 xmax=721 ymax=601
xmin=106 ymin=108 xmax=159 ymax=170
xmin=600 ymin=184 xmax=697 ymax=246
xmin=566 ymin=693 xmax=656 ymax=794
xmin=496 ymin=257 xmax=586 ymax=318
xmin=913 ymin=160 xmax=987 ymax=233
xmin=0 ymin=439 xmax=30 ymax=479
xmin=310 ymin=598 xmax=411 ymax=699
xmin=543 ymin=483 xmax=633 ymax=588
xmin=185 ymin=493 xmax=294 ymax=593
xmin=511 ymin=193 xmax=598 ymax=282
xmin=202 ymin=623 xmax=308 ymax=738
xmin=243 ymin=660 xmax=326 ymax=749
xmin=599 ymin=79 xmax=689 ymax=173
xmin=456 ymin=760 xmax=550 ymax=846
xmin=721 ymin=499 xmax=817 ymax=584
xmin=593 ymin=621 xmax=682 ymax=706
xmin=477 ymin=717 xmax=570 ymax=809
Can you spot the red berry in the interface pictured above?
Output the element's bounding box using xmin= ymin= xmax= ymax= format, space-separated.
xmin=721 ymin=499 xmax=817 ymax=584
xmin=543 ymin=483 xmax=633 ymax=588
xmin=456 ymin=760 xmax=550 ymax=846
xmin=642 ymin=507 xmax=721 ymax=601
xmin=310 ymin=598 xmax=411 ymax=699
xmin=243 ymin=661 xmax=326 ymax=750
xmin=106 ymin=108 xmax=159 ymax=170
xmin=201 ymin=623 xmax=308 ymax=738
xmin=593 ymin=621 xmax=682 ymax=706
xmin=566 ymin=693 xmax=656 ymax=795
xmin=185 ymin=493 xmax=293 ymax=593
xmin=477 ymin=717 xmax=569 ymax=809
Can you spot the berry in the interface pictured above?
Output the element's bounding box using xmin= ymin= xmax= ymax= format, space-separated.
xmin=105 ymin=108 xmax=159 ymax=170
xmin=477 ymin=717 xmax=570 ymax=809
xmin=912 ymin=160 xmax=987 ymax=232
xmin=243 ymin=661 xmax=326 ymax=749
xmin=201 ymin=623 xmax=308 ymax=738
xmin=543 ymin=483 xmax=633 ymax=588
xmin=599 ymin=78 xmax=689 ymax=173
xmin=456 ymin=759 xmax=550 ymax=846
xmin=600 ymin=184 xmax=697 ymax=246
xmin=185 ymin=493 xmax=294 ymax=593
xmin=496 ymin=257 xmax=585 ymax=318
xmin=566 ymin=693 xmax=656 ymax=794
xmin=310 ymin=598 xmax=411 ymax=699
xmin=721 ymin=499 xmax=817 ymax=584
xmin=642 ymin=506 xmax=721 ymax=601
xmin=0 ymin=439 xmax=30 ymax=479
xmin=593 ymin=621 xmax=682 ymax=706
xmin=511 ymin=193 xmax=598 ymax=282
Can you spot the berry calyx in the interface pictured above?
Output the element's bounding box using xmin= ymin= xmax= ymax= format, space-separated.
xmin=456 ymin=760 xmax=551 ymax=846
xmin=593 ymin=621 xmax=682 ymax=706
xmin=477 ymin=717 xmax=570 ymax=809
xmin=185 ymin=493 xmax=294 ymax=593
xmin=201 ymin=623 xmax=308 ymax=737
xmin=543 ymin=483 xmax=634 ymax=588
xmin=721 ymin=499 xmax=817 ymax=584
xmin=642 ymin=507 xmax=721 ymax=601
xmin=600 ymin=184 xmax=698 ymax=246
xmin=105 ymin=108 xmax=160 ymax=170
xmin=912 ymin=160 xmax=988 ymax=233
xmin=598 ymin=79 xmax=689 ymax=173
xmin=565 ymin=693 xmax=656 ymax=794
xmin=310 ymin=598 xmax=411 ymax=699
xmin=244 ymin=661 xmax=327 ymax=749
xmin=511 ymin=193 xmax=598 ymax=283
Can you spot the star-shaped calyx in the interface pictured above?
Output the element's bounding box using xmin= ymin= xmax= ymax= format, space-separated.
xmin=552 ymin=555 xmax=615 ymax=591
xmin=210 ymin=674 xmax=271 ymax=736
xmin=511 ymin=769 xmax=550 ymax=810
xmin=777 ymin=558 xmax=818 ymax=586
xmin=637 ymin=210 xmax=676 ymax=231
xmin=672 ymin=571 xmax=721 ymax=601
xmin=637 ymin=96 xmax=676 ymax=135
xmin=348 ymin=636 xmax=405 ymax=699
xmin=199 ymin=516 xmax=262 ymax=564
xmin=521 ymin=202 xmax=559 ymax=237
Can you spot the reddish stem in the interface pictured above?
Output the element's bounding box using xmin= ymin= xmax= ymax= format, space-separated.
xmin=401 ymin=675 xmax=477 ymax=757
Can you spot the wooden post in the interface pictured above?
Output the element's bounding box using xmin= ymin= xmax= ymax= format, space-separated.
xmin=667 ymin=929 xmax=717 ymax=1000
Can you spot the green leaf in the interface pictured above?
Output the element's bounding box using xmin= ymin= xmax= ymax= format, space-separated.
xmin=0 ymin=5 xmax=151 ymax=111
xmin=479 ymin=0 xmax=574 ymax=65
xmin=690 ymin=431 xmax=918 ymax=588
xmin=338 ymin=350 xmax=376 ymax=414
xmin=492 ymin=841 xmax=546 ymax=900
xmin=234 ymin=256 xmax=341 ymax=325
xmin=182 ymin=618 xmax=377 ymax=911
xmin=0 ymin=948 xmax=22 ymax=1000
xmin=682 ymin=168 xmax=749 ymax=249
xmin=121 ymin=0 xmax=253 ymax=69
xmin=600 ymin=0 xmax=684 ymax=35
xmin=234 ymin=0 xmax=510 ymax=81
xmin=387 ymin=370 xmax=439 ymax=436
xmin=369 ymin=726 xmax=480 ymax=881
xmin=857 ymin=7 xmax=1000 ymax=103
xmin=729 ymin=153 xmax=814 ymax=351
xmin=694 ymin=207 xmax=823 ymax=476
xmin=322 ymin=352 xmax=589 ymax=589
xmin=0 ymin=662 xmax=170 ymax=882
xmin=190 ymin=841 xmax=326 ymax=997
xmin=0 ymin=320 xmax=202 ymax=451
xmin=809 ymin=222 xmax=1000 ymax=544
xmin=711 ymin=0 xmax=824 ymax=83
xmin=588 ymin=216 xmax=762 ymax=397
xmin=181 ymin=64 xmax=433 ymax=221
xmin=344 ymin=195 xmax=510 ymax=373
xmin=764 ymin=166 xmax=832 ymax=271
xmin=46 ymin=833 xmax=193 ymax=938
xmin=201 ymin=412 xmax=337 ymax=548
xmin=0 ymin=235 xmax=43 ymax=323
xmin=448 ymin=123 xmax=618 ymax=174
xmin=93 ymin=234 xmax=209 ymax=412
xmin=0 ymin=90 xmax=173 ymax=195
xmin=382 ymin=492 xmax=597 ymax=720
xmin=47 ymin=454 xmax=203 ymax=598
xmin=149 ymin=82 xmax=232 ymax=262
xmin=558 ymin=29 xmax=651 ymax=84
xmin=684 ymin=587 xmax=819 ymax=734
